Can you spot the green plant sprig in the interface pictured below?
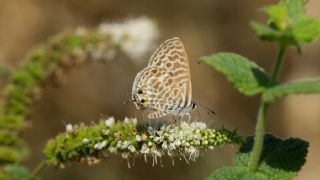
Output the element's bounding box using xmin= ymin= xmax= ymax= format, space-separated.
xmin=44 ymin=118 xmax=241 ymax=168
xmin=201 ymin=0 xmax=320 ymax=179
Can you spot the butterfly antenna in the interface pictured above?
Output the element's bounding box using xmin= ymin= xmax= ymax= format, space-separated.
xmin=196 ymin=101 xmax=216 ymax=115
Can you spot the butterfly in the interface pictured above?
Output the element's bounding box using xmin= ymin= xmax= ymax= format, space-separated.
xmin=131 ymin=37 xmax=197 ymax=119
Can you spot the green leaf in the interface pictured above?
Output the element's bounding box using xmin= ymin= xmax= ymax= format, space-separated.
xmin=264 ymin=5 xmax=290 ymax=30
xmin=4 ymin=165 xmax=38 ymax=180
xmin=278 ymin=0 xmax=304 ymax=20
xmin=294 ymin=16 xmax=320 ymax=44
xmin=262 ymin=79 xmax=320 ymax=103
xmin=250 ymin=22 xmax=296 ymax=46
xmin=201 ymin=53 xmax=270 ymax=96
xmin=234 ymin=153 xmax=296 ymax=180
xmin=239 ymin=134 xmax=309 ymax=171
xmin=207 ymin=166 xmax=267 ymax=180
xmin=208 ymin=134 xmax=308 ymax=180
xmin=252 ymin=0 xmax=320 ymax=48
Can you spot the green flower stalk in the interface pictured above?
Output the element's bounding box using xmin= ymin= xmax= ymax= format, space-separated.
xmin=44 ymin=117 xmax=241 ymax=168
xmin=0 ymin=17 xmax=158 ymax=178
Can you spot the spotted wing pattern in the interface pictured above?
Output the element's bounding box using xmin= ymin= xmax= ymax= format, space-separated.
xmin=147 ymin=37 xmax=192 ymax=109
xmin=132 ymin=66 xmax=184 ymax=118
xmin=132 ymin=37 xmax=193 ymax=119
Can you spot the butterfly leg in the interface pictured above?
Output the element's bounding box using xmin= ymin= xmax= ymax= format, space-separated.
xmin=187 ymin=113 xmax=191 ymax=122
xmin=172 ymin=116 xmax=177 ymax=124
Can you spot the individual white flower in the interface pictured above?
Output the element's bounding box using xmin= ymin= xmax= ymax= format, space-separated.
xmin=169 ymin=143 xmax=176 ymax=150
xmin=121 ymin=152 xmax=129 ymax=159
xmin=162 ymin=141 xmax=168 ymax=149
xmin=105 ymin=117 xmax=115 ymax=127
xmin=174 ymin=139 xmax=182 ymax=147
xmin=124 ymin=117 xmax=130 ymax=124
xmin=94 ymin=140 xmax=107 ymax=150
xmin=187 ymin=146 xmax=197 ymax=154
xmin=140 ymin=144 xmax=150 ymax=154
xmin=102 ymin=129 xmax=110 ymax=135
xmin=178 ymin=131 xmax=184 ymax=137
xmin=135 ymin=135 xmax=142 ymax=142
xmin=116 ymin=140 xmax=122 ymax=148
xmin=128 ymin=145 xmax=136 ymax=152
xmin=100 ymin=140 xmax=107 ymax=148
xmin=109 ymin=146 xmax=117 ymax=153
xmin=122 ymin=141 xmax=130 ymax=149
xmin=181 ymin=139 xmax=187 ymax=146
xmin=153 ymin=136 xmax=164 ymax=143
xmin=82 ymin=138 xmax=89 ymax=144
xmin=151 ymin=146 xmax=161 ymax=157
xmin=65 ymin=124 xmax=73 ymax=133
xmin=122 ymin=117 xmax=138 ymax=125
xmin=168 ymin=134 xmax=175 ymax=142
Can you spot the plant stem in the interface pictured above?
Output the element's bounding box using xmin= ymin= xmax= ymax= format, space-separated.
xmin=247 ymin=44 xmax=287 ymax=172
xmin=247 ymin=102 xmax=269 ymax=172
xmin=270 ymin=44 xmax=287 ymax=85
xmin=31 ymin=160 xmax=48 ymax=178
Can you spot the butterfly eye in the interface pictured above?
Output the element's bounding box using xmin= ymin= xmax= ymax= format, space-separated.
xmin=140 ymin=99 xmax=146 ymax=103
xmin=192 ymin=102 xmax=197 ymax=109
xmin=137 ymin=89 xmax=144 ymax=94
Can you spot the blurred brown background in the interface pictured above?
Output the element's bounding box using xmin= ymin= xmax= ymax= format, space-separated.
xmin=1 ymin=0 xmax=320 ymax=179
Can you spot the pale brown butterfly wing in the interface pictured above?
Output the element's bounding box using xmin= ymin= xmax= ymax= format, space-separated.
xmin=147 ymin=37 xmax=192 ymax=108
xmin=132 ymin=66 xmax=185 ymax=118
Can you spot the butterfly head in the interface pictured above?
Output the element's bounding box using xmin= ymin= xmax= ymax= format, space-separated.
xmin=132 ymin=87 xmax=149 ymax=109
xmin=191 ymin=101 xmax=198 ymax=110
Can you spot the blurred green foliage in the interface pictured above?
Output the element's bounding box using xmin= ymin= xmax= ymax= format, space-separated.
xmin=0 ymin=29 xmax=119 ymax=178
